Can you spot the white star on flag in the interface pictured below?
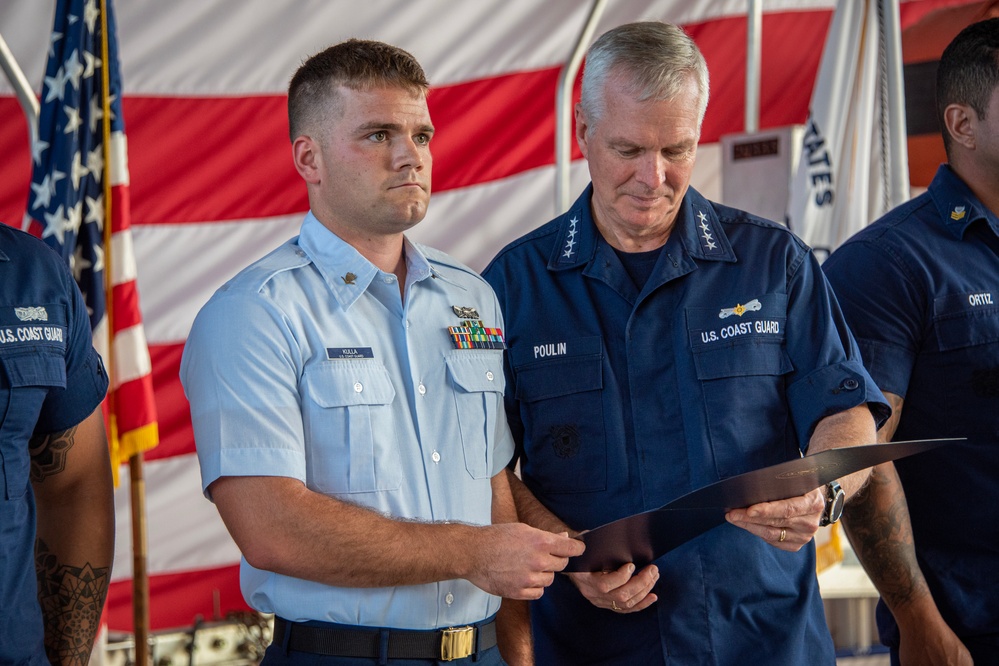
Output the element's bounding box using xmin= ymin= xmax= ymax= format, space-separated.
xmin=82 ymin=0 xmax=99 ymax=33
xmin=44 ymin=67 xmax=68 ymax=102
xmin=82 ymin=50 xmax=99 ymax=78
xmin=63 ymin=49 xmax=84 ymax=90
xmin=30 ymin=175 xmax=55 ymax=210
xmin=42 ymin=204 xmax=67 ymax=244
xmin=63 ymin=104 xmax=83 ymax=133
xmin=70 ymin=150 xmax=89 ymax=189
xmin=31 ymin=138 xmax=50 ymax=165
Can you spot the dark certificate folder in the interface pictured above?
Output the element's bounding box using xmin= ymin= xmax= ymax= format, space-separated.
xmin=565 ymin=438 xmax=960 ymax=572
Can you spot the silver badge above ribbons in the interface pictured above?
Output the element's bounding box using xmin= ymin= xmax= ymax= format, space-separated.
xmin=452 ymin=305 xmax=479 ymax=319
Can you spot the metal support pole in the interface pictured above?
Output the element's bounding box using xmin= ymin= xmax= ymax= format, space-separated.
xmin=882 ymin=0 xmax=909 ymax=205
xmin=555 ymin=0 xmax=607 ymax=215
xmin=0 ymin=31 xmax=40 ymax=167
xmin=745 ymin=0 xmax=762 ymax=133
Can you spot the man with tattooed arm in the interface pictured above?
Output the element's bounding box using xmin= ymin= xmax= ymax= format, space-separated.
xmin=0 ymin=223 xmax=115 ymax=665
xmin=825 ymin=18 xmax=999 ymax=665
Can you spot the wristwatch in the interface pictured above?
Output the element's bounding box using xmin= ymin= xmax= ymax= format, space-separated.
xmin=819 ymin=480 xmax=845 ymax=526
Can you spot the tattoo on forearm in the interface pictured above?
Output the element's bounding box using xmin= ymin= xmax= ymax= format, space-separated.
xmin=843 ymin=466 xmax=926 ymax=608
xmin=29 ymin=425 xmax=77 ymax=482
xmin=35 ymin=539 xmax=110 ymax=666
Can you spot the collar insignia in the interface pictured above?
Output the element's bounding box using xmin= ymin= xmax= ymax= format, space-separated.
xmin=562 ymin=216 xmax=579 ymax=259
xmin=697 ymin=210 xmax=718 ymax=251
xmin=719 ymin=298 xmax=762 ymax=319
xmin=342 ymin=272 xmax=357 ymax=285
xmin=950 ymin=206 xmax=966 ymax=221
xmin=452 ymin=305 xmax=480 ymax=319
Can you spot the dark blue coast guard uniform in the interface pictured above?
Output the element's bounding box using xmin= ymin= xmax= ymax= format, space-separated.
xmin=0 ymin=223 xmax=108 ymax=663
xmin=482 ymin=185 xmax=888 ymax=665
xmin=825 ymin=165 xmax=999 ymax=662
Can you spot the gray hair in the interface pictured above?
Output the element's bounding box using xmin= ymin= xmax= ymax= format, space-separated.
xmin=580 ymin=22 xmax=709 ymax=129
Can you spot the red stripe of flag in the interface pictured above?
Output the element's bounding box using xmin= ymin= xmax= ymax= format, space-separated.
xmin=106 ymin=564 xmax=249 ymax=632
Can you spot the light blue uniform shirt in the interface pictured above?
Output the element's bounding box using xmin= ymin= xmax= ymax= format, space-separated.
xmin=180 ymin=212 xmax=513 ymax=629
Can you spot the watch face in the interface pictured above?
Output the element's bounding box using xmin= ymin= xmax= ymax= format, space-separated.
xmin=829 ymin=490 xmax=845 ymax=523
xmin=821 ymin=481 xmax=846 ymax=526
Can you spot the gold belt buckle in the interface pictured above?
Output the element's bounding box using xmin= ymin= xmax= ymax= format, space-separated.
xmin=440 ymin=625 xmax=475 ymax=661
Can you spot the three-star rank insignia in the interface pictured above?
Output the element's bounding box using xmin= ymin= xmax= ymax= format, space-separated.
xmin=342 ymin=272 xmax=357 ymax=285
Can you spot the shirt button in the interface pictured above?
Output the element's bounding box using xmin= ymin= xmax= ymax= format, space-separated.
xmin=485 ymin=371 xmax=494 ymax=381
xmin=353 ymin=382 xmax=363 ymax=393
xmin=295 ymin=249 xmax=306 ymax=257
xmin=841 ymin=379 xmax=859 ymax=391
xmin=383 ymin=277 xmax=394 ymax=284
xmin=445 ymin=593 xmax=454 ymax=605
xmin=432 ymin=450 xmax=441 ymax=463
xmin=406 ymin=320 xmax=411 ymax=329
xmin=418 ymin=383 xmax=426 ymax=395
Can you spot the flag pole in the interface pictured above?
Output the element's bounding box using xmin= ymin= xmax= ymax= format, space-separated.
xmin=882 ymin=0 xmax=909 ymax=206
xmin=99 ymin=1 xmax=151 ymax=662
xmin=129 ymin=455 xmax=151 ymax=665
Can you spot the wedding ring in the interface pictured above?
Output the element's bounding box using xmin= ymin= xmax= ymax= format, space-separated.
xmin=611 ymin=601 xmax=621 ymax=611
xmin=778 ymin=528 xmax=787 ymax=543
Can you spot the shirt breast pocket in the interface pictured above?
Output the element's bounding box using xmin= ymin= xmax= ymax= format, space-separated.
xmin=445 ymin=351 xmax=505 ymax=479
xmin=514 ymin=346 xmax=606 ymax=493
xmin=932 ymin=293 xmax=999 ymax=401
xmin=688 ymin=301 xmax=794 ymax=478
xmin=0 ymin=351 xmax=67 ymax=500
xmin=933 ymin=292 xmax=999 ymax=351
xmin=302 ymin=361 xmax=399 ymax=494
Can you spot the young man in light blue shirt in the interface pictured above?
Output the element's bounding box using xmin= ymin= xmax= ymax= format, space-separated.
xmin=180 ymin=39 xmax=582 ymax=665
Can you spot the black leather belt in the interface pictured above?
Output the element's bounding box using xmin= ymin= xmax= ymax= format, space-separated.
xmin=272 ymin=617 xmax=498 ymax=661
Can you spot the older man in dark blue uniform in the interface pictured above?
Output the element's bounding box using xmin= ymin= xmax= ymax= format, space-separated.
xmin=483 ymin=22 xmax=890 ymax=665
xmin=0 ymin=223 xmax=114 ymax=665
xmin=825 ymin=18 xmax=999 ymax=666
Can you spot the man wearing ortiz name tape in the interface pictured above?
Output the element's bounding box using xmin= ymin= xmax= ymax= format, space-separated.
xmin=0 ymin=224 xmax=114 ymax=664
xmin=180 ymin=39 xmax=582 ymax=666
xmin=824 ymin=19 xmax=999 ymax=665
xmin=482 ymin=22 xmax=890 ymax=665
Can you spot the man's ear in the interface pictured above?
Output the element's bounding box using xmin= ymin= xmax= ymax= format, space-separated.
xmin=943 ymin=103 xmax=976 ymax=151
xmin=292 ymin=135 xmax=322 ymax=184
xmin=574 ymin=103 xmax=590 ymax=159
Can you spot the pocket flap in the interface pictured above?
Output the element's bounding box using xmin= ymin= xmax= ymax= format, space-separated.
xmin=445 ymin=351 xmax=504 ymax=394
xmin=692 ymin=342 xmax=793 ymax=381
xmin=304 ymin=361 xmax=395 ymax=407
xmin=1 ymin=351 xmax=67 ymax=388
xmin=515 ymin=355 xmax=602 ymax=402
xmin=933 ymin=291 xmax=999 ymax=351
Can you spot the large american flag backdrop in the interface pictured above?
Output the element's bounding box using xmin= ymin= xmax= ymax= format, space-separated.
xmin=0 ymin=0 xmax=986 ymax=633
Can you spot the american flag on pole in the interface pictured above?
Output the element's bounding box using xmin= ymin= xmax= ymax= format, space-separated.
xmin=24 ymin=0 xmax=158 ymax=483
